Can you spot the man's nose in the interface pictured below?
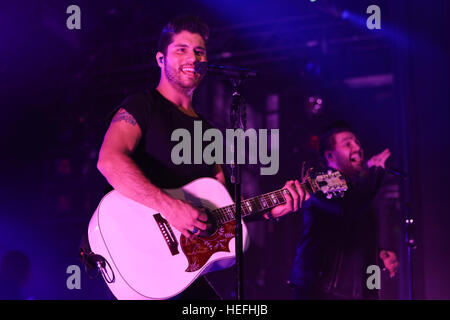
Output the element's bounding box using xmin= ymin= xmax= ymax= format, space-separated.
xmin=352 ymin=143 xmax=361 ymax=152
xmin=185 ymin=51 xmax=198 ymax=63
xmin=190 ymin=52 xmax=206 ymax=64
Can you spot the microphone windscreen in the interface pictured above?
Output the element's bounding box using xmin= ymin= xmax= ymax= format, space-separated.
xmin=194 ymin=62 xmax=208 ymax=75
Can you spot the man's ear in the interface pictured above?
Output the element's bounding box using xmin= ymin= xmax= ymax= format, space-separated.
xmin=156 ymin=52 xmax=164 ymax=67
xmin=325 ymin=151 xmax=334 ymax=163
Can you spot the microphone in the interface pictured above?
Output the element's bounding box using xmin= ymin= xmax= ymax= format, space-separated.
xmin=194 ymin=62 xmax=258 ymax=79
xmin=386 ymin=167 xmax=408 ymax=179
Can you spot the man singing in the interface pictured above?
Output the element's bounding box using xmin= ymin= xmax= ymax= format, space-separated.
xmin=96 ymin=15 xmax=308 ymax=299
xmin=290 ymin=121 xmax=399 ymax=299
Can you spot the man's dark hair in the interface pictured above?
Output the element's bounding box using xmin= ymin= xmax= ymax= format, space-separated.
xmin=318 ymin=120 xmax=355 ymax=160
xmin=157 ymin=15 xmax=210 ymax=56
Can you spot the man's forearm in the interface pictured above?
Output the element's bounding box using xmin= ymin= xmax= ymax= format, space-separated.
xmin=97 ymin=153 xmax=175 ymax=213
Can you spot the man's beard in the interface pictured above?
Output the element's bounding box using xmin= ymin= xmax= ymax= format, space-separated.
xmin=164 ymin=61 xmax=202 ymax=95
xmin=338 ymin=157 xmax=364 ymax=177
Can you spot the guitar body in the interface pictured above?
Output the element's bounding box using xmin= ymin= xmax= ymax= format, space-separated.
xmin=88 ymin=177 xmax=249 ymax=300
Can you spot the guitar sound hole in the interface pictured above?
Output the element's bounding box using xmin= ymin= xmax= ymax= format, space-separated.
xmin=317 ymin=180 xmax=328 ymax=187
xmin=198 ymin=210 xmax=218 ymax=237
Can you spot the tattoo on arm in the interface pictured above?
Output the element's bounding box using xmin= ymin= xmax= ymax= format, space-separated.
xmin=111 ymin=108 xmax=137 ymax=126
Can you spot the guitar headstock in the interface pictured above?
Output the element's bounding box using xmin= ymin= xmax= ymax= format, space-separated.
xmin=307 ymin=169 xmax=348 ymax=199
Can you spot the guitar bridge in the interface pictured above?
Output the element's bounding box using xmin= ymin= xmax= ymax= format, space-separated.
xmin=153 ymin=213 xmax=179 ymax=256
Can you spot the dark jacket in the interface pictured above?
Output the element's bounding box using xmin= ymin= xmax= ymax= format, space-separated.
xmin=290 ymin=166 xmax=386 ymax=299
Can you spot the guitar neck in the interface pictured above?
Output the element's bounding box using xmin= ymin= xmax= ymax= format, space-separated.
xmin=212 ymin=182 xmax=314 ymax=225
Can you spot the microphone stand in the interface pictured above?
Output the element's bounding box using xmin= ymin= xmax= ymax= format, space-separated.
xmin=198 ymin=61 xmax=256 ymax=300
xmin=228 ymin=77 xmax=246 ymax=301
xmin=402 ymin=171 xmax=416 ymax=300
xmin=405 ymin=204 xmax=416 ymax=300
xmin=387 ymin=168 xmax=415 ymax=299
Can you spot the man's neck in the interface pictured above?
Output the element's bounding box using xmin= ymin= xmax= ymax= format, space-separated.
xmin=328 ymin=162 xmax=362 ymax=178
xmin=156 ymin=80 xmax=196 ymax=116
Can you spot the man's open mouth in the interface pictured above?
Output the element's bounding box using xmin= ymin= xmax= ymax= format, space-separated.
xmin=350 ymin=153 xmax=362 ymax=163
xmin=181 ymin=66 xmax=197 ymax=75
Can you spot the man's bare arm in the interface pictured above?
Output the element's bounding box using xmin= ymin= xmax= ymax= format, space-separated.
xmin=97 ymin=108 xmax=208 ymax=237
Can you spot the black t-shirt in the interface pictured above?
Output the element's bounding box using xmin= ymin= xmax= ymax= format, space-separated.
xmin=107 ymin=89 xmax=217 ymax=189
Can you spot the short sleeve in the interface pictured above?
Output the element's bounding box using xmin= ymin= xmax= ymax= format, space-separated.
xmin=108 ymin=93 xmax=150 ymax=134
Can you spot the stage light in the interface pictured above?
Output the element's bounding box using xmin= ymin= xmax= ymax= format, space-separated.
xmin=309 ymin=135 xmax=320 ymax=152
xmin=306 ymin=96 xmax=324 ymax=115
xmin=341 ymin=10 xmax=350 ymax=20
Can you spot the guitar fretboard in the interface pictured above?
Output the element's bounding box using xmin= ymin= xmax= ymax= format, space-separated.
xmin=211 ymin=183 xmax=311 ymax=225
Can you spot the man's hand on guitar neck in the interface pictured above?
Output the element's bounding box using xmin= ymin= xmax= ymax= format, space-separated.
xmin=263 ymin=180 xmax=310 ymax=220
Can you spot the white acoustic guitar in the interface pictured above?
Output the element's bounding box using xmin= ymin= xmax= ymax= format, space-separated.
xmin=88 ymin=170 xmax=347 ymax=300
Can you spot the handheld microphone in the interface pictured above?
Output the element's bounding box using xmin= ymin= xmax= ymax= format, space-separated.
xmin=194 ymin=62 xmax=258 ymax=79
xmin=386 ymin=167 xmax=408 ymax=179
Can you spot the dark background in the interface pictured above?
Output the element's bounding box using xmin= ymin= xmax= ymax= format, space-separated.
xmin=0 ymin=0 xmax=449 ymax=299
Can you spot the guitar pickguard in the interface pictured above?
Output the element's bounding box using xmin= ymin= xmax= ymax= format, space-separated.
xmin=180 ymin=221 xmax=235 ymax=272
